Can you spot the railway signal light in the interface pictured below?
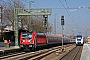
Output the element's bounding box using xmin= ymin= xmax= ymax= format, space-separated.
xmin=61 ymin=16 xmax=64 ymax=25
xmin=43 ymin=15 xmax=48 ymax=29
xmin=44 ymin=17 xmax=47 ymax=26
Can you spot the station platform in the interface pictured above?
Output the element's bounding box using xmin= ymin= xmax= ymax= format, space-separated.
xmin=0 ymin=46 xmax=20 ymax=51
xmin=0 ymin=46 xmax=20 ymax=55
xmin=80 ymin=43 xmax=90 ymax=60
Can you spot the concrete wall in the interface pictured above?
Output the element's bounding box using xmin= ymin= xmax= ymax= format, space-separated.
xmin=0 ymin=42 xmax=15 ymax=47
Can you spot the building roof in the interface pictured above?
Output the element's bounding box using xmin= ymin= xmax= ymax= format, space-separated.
xmin=55 ymin=34 xmax=62 ymax=36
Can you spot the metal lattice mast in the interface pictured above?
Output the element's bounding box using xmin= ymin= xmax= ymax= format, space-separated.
xmin=28 ymin=1 xmax=34 ymax=31
xmin=14 ymin=8 xmax=18 ymax=46
xmin=54 ymin=14 xmax=56 ymax=34
xmin=14 ymin=8 xmax=52 ymax=46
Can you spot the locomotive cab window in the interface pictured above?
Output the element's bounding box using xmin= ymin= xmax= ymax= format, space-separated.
xmin=22 ymin=32 xmax=32 ymax=38
xmin=28 ymin=33 xmax=32 ymax=38
xmin=22 ymin=33 xmax=28 ymax=38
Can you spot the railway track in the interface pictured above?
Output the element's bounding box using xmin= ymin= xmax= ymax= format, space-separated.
xmin=59 ymin=46 xmax=83 ymax=60
xmin=0 ymin=44 xmax=75 ymax=60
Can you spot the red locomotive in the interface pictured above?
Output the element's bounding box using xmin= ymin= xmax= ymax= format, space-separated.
xmin=19 ymin=32 xmax=47 ymax=50
xmin=19 ymin=31 xmax=75 ymax=51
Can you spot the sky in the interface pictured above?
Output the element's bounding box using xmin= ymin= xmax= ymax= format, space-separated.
xmin=2 ymin=0 xmax=90 ymax=37
xmin=25 ymin=0 xmax=90 ymax=37
xmin=23 ymin=0 xmax=90 ymax=36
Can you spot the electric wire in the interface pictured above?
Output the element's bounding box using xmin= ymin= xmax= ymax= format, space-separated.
xmin=34 ymin=1 xmax=42 ymax=8
xmin=1 ymin=0 xmax=89 ymax=34
xmin=59 ymin=0 xmax=78 ymax=33
xmin=65 ymin=0 xmax=69 ymax=9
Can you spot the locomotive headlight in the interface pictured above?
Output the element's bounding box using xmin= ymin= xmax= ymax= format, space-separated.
xmin=22 ymin=40 xmax=25 ymax=42
xmin=28 ymin=40 xmax=31 ymax=42
xmin=28 ymin=39 xmax=32 ymax=42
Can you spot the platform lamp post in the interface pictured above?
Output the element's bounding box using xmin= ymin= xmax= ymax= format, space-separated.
xmin=61 ymin=15 xmax=65 ymax=52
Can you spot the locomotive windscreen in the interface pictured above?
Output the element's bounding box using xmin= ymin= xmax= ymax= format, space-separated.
xmin=76 ymin=35 xmax=82 ymax=41
xmin=22 ymin=32 xmax=32 ymax=38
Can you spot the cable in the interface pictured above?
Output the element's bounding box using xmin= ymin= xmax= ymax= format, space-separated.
xmin=34 ymin=1 xmax=42 ymax=8
xmin=52 ymin=7 xmax=79 ymax=9
xmin=58 ymin=0 xmax=78 ymax=32
xmin=65 ymin=0 xmax=69 ymax=9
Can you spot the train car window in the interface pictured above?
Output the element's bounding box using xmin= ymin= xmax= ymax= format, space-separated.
xmin=77 ymin=37 xmax=81 ymax=39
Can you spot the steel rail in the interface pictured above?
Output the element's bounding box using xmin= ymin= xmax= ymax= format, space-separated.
xmin=59 ymin=46 xmax=82 ymax=60
xmin=59 ymin=46 xmax=76 ymax=60
xmin=72 ymin=46 xmax=81 ymax=60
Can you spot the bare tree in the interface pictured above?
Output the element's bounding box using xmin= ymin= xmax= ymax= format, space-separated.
xmin=1 ymin=0 xmax=52 ymax=33
xmin=3 ymin=0 xmax=25 ymax=29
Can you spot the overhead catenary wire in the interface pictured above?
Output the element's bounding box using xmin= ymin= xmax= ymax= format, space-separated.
xmin=65 ymin=0 xmax=90 ymax=34
xmin=58 ymin=0 xmax=79 ymax=33
xmin=34 ymin=1 xmax=42 ymax=8
xmin=1 ymin=0 xmax=88 ymax=33
xmin=65 ymin=0 xmax=69 ymax=9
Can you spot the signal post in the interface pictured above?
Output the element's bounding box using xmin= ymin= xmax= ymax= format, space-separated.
xmin=61 ymin=15 xmax=65 ymax=52
xmin=43 ymin=15 xmax=48 ymax=33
